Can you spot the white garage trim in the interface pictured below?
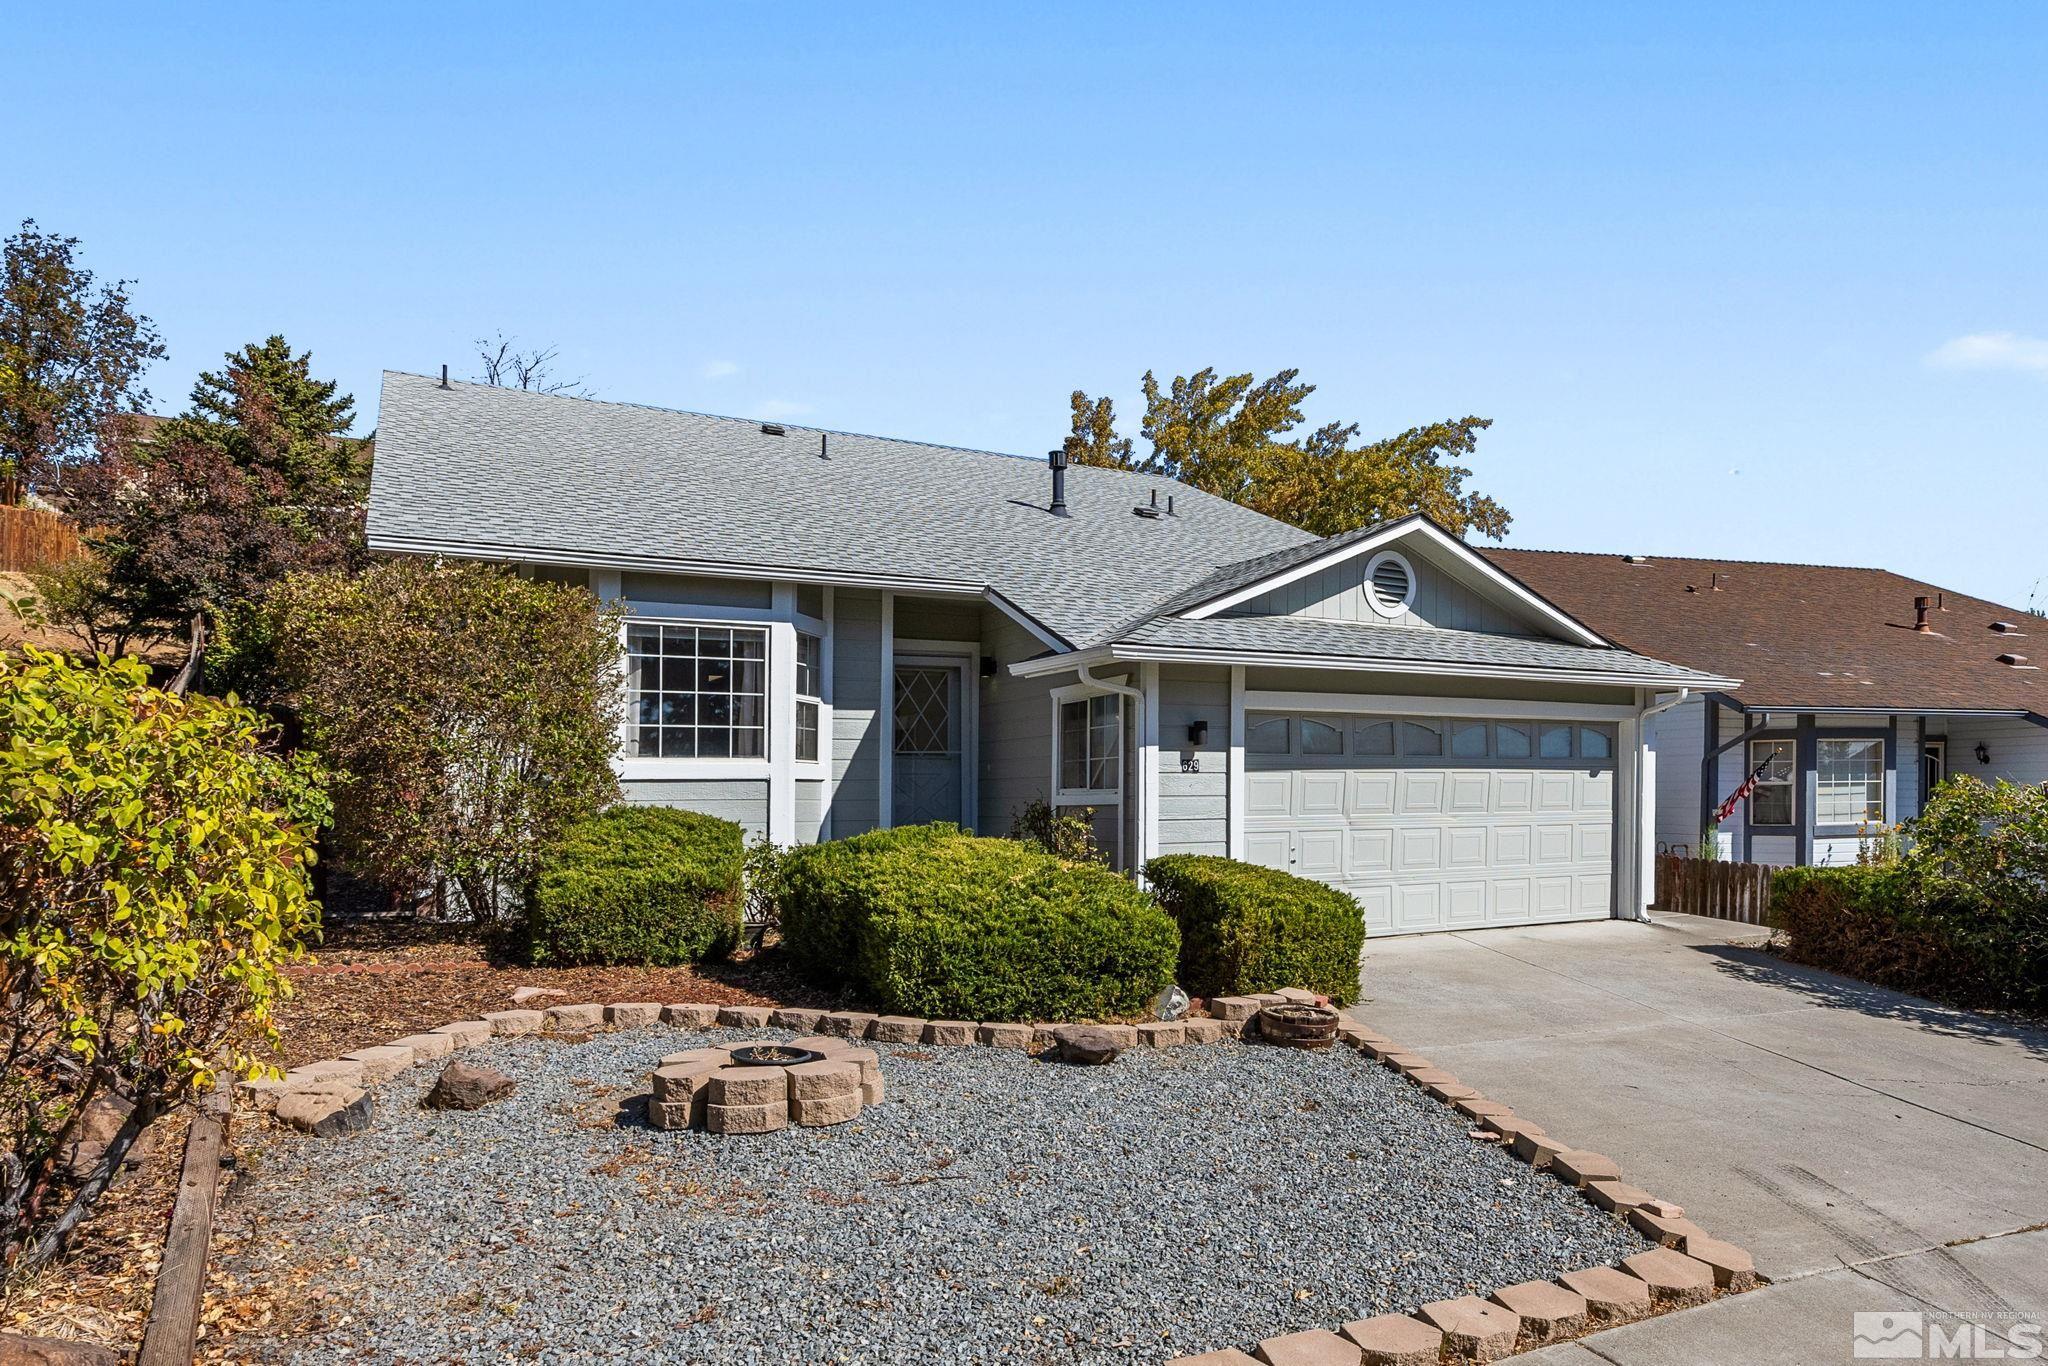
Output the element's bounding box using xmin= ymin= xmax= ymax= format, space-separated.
xmin=1245 ymin=691 xmax=1638 ymax=722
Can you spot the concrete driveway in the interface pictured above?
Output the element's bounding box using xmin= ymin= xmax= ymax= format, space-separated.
xmin=1351 ymin=912 xmax=2048 ymax=1365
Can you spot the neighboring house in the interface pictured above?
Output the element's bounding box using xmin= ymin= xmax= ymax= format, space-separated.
xmin=368 ymin=373 xmax=1728 ymax=935
xmin=1484 ymin=550 xmax=2048 ymax=867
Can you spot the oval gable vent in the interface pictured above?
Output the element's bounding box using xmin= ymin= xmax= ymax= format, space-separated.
xmin=1364 ymin=552 xmax=1416 ymax=618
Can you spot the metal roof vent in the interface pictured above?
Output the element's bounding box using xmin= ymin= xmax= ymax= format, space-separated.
xmin=1133 ymin=488 xmax=1173 ymax=519
xmin=759 ymin=422 xmax=786 ymax=436
xmin=1623 ymin=555 xmax=1652 ymax=565
xmin=1991 ymin=621 xmax=2022 ymax=634
xmin=1998 ymin=652 xmax=2031 ymax=667
xmin=1046 ymin=447 xmax=1069 ymax=518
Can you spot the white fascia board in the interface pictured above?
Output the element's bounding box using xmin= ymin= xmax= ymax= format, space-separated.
xmin=1178 ymin=518 xmax=1610 ymax=648
xmin=1094 ymin=642 xmax=1739 ymax=691
xmin=368 ymin=533 xmax=986 ymax=598
xmin=1009 ymin=646 xmax=1115 ymax=679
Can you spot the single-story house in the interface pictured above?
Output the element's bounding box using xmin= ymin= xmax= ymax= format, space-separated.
xmin=1483 ymin=550 xmax=2048 ymax=867
xmin=367 ymin=372 xmax=1731 ymax=935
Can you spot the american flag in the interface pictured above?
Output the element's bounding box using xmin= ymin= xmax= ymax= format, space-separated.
xmin=1714 ymin=757 xmax=1776 ymax=825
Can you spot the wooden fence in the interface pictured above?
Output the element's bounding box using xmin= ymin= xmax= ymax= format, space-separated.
xmin=0 ymin=505 xmax=81 ymax=572
xmin=1654 ymin=853 xmax=1777 ymax=926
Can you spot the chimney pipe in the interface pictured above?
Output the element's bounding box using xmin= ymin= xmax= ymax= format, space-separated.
xmin=1047 ymin=448 xmax=1069 ymax=518
xmin=439 ymin=364 xmax=450 ymax=389
xmin=1914 ymin=595 xmax=1932 ymax=632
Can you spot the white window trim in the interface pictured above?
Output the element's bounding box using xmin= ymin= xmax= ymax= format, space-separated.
xmin=1362 ymin=550 xmax=1418 ymax=619
xmin=793 ymin=624 xmax=828 ymax=778
xmin=1049 ymin=681 xmax=1125 ymax=808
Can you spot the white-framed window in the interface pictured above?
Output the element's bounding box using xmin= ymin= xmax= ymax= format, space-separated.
xmin=1817 ymin=737 xmax=1885 ymax=825
xmin=625 ymin=622 xmax=767 ymax=758
xmin=1362 ymin=550 xmax=1418 ymax=618
xmin=1747 ymin=739 xmax=1796 ymax=826
xmin=795 ymin=631 xmax=822 ymax=763
xmin=1057 ymin=693 xmax=1122 ymax=800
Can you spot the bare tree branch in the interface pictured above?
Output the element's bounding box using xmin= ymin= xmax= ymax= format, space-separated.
xmin=472 ymin=332 xmax=589 ymax=396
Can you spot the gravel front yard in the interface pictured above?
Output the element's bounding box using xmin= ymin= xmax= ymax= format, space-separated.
xmin=217 ymin=1030 xmax=1647 ymax=1364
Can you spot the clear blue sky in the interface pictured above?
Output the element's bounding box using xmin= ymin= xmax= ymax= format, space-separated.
xmin=14 ymin=3 xmax=2046 ymax=607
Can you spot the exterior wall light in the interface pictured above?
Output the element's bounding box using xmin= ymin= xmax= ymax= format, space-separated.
xmin=1188 ymin=720 xmax=1209 ymax=745
xmin=1976 ymin=742 xmax=1991 ymax=765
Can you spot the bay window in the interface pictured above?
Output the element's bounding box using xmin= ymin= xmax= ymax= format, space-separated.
xmin=625 ymin=622 xmax=768 ymax=758
xmin=795 ymin=631 xmax=822 ymax=763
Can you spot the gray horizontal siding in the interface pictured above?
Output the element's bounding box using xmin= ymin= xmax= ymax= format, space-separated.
xmin=621 ymin=572 xmax=772 ymax=610
xmin=620 ymin=779 xmax=767 ymax=840
xmin=795 ymin=779 xmax=826 ymax=844
xmin=979 ymin=605 xmax=1063 ymax=837
xmin=1154 ymin=666 xmax=1230 ymax=856
xmin=831 ymin=589 xmax=883 ymax=837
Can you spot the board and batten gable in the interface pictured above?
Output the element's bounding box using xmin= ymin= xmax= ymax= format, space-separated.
xmin=1221 ymin=535 xmax=1539 ymax=635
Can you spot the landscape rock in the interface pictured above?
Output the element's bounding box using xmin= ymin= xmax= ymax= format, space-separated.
xmin=717 ymin=1004 xmax=774 ymax=1028
xmin=660 ymin=1003 xmax=721 ymax=1028
xmin=605 ymin=1002 xmax=663 ymax=1027
xmin=422 ymin=1062 xmax=516 ymax=1111
xmin=481 ymin=1009 xmax=543 ymax=1036
xmin=430 ymin=1020 xmax=493 ymax=1048
xmin=978 ymin=1022 xmax=1034 ymax=1048
xmin=392 ymin=1031 xmax=455 ymax=1060
xmin=1051 ymin=1025 xmax=1126 ymax=1065
xmin=770 ymin=1007 xmax=824 ymax=1031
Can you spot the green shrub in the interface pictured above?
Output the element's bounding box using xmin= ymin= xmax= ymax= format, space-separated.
xmin=526 ymin=806 xmax=744 ymax=965
xmin=780 ymin=824 xmax=1177 ymax=1020
xmin=1 ymin=647 xmax=327 ymax=1273
xmin=1144 ymin=855 xmax=1364 ymax=1004
xmin=1770 ymin=860 xmax=2041 ymax=1013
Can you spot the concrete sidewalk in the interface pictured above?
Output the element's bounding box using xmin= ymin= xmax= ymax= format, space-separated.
xmin=1352 ymin=913 xmax=2048 ymax=1364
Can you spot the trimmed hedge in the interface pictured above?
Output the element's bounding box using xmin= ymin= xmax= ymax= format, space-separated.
xmin=1144 ymin=854 xmax=1365 ymax=1005
xmin=780 ymin=824 xmax=1178 ymax=1021
xmin=526 ymin=806 xmax=744 ymax=965
xmin=1770 ymin=864 xmax=2043 ymax=1013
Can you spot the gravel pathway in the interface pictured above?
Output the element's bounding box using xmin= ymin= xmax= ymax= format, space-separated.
xmin=221 ymin=1030 xmax=1647 ymax=1364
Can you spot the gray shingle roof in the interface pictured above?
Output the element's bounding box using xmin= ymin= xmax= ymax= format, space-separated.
xmin=1113 ymin=615 xmax=1733 ymax=684
xmin=368 ymin=372 xmax=1311 ymax=647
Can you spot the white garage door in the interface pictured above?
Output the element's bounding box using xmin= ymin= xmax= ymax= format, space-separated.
xmin=1244 ymin=713 xmax=1616 ymax=936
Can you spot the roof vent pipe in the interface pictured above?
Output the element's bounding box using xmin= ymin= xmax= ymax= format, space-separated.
xmin=439 ymin=364 xmax=450 ymax=390
xmin=1914 ymin=595 xmax=1933 ymax=632
xmin=1047 ymin=448 xmax=1069 ymax=518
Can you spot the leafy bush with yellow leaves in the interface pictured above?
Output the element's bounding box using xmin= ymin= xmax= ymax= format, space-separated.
xmin=0 ymin=647 xmax=327 ymax=1274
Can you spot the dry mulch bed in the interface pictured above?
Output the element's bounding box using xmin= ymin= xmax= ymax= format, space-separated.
xmin=266 ymin=918 xmax=835 ymax=1068
xmin=5 ymin=914 xmax=830 ymax=1358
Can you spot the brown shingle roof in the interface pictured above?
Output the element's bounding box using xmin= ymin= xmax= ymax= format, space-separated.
xmin=1481 ymin=549 xmax=2046 ymax=715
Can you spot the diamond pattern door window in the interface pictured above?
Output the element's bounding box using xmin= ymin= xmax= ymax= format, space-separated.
xmin=894 ymin=667 xmax=955 ymax=754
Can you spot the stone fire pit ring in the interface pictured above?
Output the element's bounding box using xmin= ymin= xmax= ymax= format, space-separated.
xmin=646 ymin=1035 xmax=882 ymax=1134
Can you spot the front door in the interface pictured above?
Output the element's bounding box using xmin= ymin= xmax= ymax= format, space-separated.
xmin=1922 ymin=740 xmax=1946 ymax=809
xmin=892 ymin=660 xmax=964 ymax=827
